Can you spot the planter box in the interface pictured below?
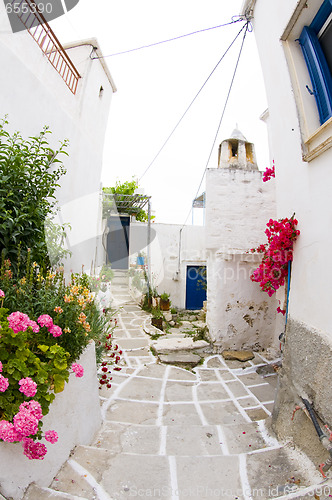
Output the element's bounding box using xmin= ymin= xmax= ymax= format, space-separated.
xmin=0 ymin=341 xmax=102 ymax=500
xmin=151 ymin=317 xmax=163 ymax=330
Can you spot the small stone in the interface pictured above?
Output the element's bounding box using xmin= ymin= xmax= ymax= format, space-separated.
xmin=163 ymin=311 xmax=172 ymax=322
xmin=222 ymin=350 xmax=255 ymax=362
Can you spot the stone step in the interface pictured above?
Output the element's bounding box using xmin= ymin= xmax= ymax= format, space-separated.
xmin=112 ymin=272 xmax=129 ymax=285
xmin=23 ymin=483 xmax=89 ymax=499
xmin=158 ymin=351 xmax=202 ymax=367
xmin=152 ymin=337 xmax=210 ymax=353
xmin=111 ymin=275 xmax=129 ymax=286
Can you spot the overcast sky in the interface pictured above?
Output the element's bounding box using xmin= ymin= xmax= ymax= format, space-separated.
xmin=52 ymin=0 xmax=269 ymax=224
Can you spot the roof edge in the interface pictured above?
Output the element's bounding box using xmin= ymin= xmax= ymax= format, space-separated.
xmin=240 ymin=0 xmax=257 ymax=17
xmin=62 ymin=38 xmax=117 ymax=92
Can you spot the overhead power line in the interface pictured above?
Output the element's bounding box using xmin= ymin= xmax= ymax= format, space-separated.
xmin=181 ymin=20 xmax=251 ymax=229
xmin=91 ymin=17 xmax=246 ymax=59
xmin=139 ymin=21 xmax=248 ymax=182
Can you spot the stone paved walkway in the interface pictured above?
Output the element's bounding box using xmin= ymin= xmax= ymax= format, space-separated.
xmin=25 ymin=281 xmax=332 ymax=500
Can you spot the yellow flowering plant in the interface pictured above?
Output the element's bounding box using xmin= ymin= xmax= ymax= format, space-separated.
xmin=0 ymin=253 xmax=113 ymax=364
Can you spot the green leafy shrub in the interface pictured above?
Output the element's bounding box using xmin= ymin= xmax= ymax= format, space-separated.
xmin=102 ymin=178 xmax=153 ymax=222
xmin=0 ymin=118 xmax=68 ymax=269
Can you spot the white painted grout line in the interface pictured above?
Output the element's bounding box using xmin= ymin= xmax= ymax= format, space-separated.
xmin=159 ymin=425 xmax=167 ymax=456
xmin=192 ymin=382 xmax=208 ymax=425
xmin=168 ymin=456 xmax=180 ymax=500
xmin=225 ymin=368 xmax=274 ymax=416
xmin=117 ymin=313 xmax=131 ymax=339
xmin=157 ymin=365 xmax=171 ymax=426
xmin=239 ymin=453 xmax=253 ymax=500
xmin=244 ymin=382 xmax=271 ymax=388
xmin=257 ymin=420 xmax=281 ymax=448
xmin=247 ymin=445 xmax=281 ymax=455
xmin=101 ymin=365 xmax=144 ymax=420
xmin=215 ymin=371 xmax=252 ymax=423
xmin=216 ymin=425 xmax=230 ymax=455
xmin=68 ymin=459 xmax=114 ymax=500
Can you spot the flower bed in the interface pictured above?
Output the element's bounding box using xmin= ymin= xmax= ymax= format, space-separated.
xmin=0 ymin=341 xmax=101 ymax=500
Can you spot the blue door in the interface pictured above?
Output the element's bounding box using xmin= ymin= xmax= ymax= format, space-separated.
xmin=185 ymin=266 xmax=207 ymax=310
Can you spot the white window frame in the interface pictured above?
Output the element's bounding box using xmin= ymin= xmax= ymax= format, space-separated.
xmin=282 ymin=0 xmax=332 ymax=161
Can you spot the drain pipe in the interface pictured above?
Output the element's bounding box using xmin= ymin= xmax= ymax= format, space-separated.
xmin=279 ymin=261 xmax=292 ymax=350
xmin=301 ymin=398 xmax=332 ymax=477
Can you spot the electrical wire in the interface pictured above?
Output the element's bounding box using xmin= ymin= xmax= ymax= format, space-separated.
xmin=138 ymin=21 xmax=248 ymax=182
xmin=91 ymin=18 xmax=246 ymax=60
xmin=181 ymin=20 xmax=251 ymax=229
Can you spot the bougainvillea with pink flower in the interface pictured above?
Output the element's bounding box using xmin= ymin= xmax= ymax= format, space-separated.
xmin=249 ymin=216 xmax=300 ymax=298
xmin=262 ymin=161 xmax=275 ymax=182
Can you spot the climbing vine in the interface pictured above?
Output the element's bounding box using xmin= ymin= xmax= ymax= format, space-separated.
xmin=249 ymin=216 xmax=300 ymax=301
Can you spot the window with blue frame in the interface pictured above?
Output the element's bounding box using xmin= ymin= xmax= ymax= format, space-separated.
xmin=299 ymin=0 xmax=332 ymax=125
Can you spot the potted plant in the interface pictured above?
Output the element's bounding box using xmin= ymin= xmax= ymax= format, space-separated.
xmin=160 ymin=292 xmax=170 ymax=311
xmin=151 ymin=308 xmax=163 ymax=331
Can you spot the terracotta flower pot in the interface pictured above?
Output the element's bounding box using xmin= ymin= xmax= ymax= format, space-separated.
xmin=160 ymin=299 xmax=170 ymax=311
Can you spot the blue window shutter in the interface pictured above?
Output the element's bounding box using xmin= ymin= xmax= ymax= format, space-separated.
xmin=299 ymin=26 xmax=332 ymax=124
xmin=310 ymin=0 xmax=332 ymax=33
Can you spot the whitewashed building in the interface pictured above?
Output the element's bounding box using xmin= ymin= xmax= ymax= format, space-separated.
xmin=129 ymin=222 xmax=207 ymax=310
xmin=0 ymin=4 xmax=116 ymax=273
xmin=205 ymin=128 xmax=278 ymax=351
xmin=241 ymin=0 xmax=332 ymax=464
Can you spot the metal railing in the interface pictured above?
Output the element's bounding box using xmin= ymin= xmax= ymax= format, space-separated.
xmin=8 ymin=0 xmax=80 ymax=94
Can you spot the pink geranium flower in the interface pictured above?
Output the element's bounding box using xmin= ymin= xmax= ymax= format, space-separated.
xmin=0 ymin=374 xmax=9 ymax=392
xmin=28 ymin=320 xmax=40 ymax=333
xmin=0 ymin=289 xmax=5 ymax=298
xmin=49 ymin=324 xmax=62 ymax=338
xmin=22 ymin=437 xmax=47 ymax=460
xmin=19 ymin=377 xmax=37 ymax=398
xmin=7 ymin=311 xmax=31 ymax=333
xmin=19 ymin=400 xmax=43 ymax=421
xmin=71 ymin=363 xmax=84 ymax=378
xmin=45 ymin=430 xmax=58 ymax=443
xmin=13 ymin=409 xmax=39 ymax=437
xmin=0 ymin=420 xmax=22 ymax=442
xmin=37 ymin=314 xmax=53 ymax=328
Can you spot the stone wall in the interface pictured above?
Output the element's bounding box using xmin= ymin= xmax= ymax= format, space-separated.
xmin=272 ymin=317 xmax=332 ymax=465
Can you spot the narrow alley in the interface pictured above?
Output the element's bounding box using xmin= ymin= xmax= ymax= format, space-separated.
xmin=23 ymin=278 xmax=329 ymax=500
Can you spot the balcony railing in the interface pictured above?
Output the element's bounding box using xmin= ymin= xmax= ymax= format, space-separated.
xmin=7 ymin=0 xmax=80 ymax=94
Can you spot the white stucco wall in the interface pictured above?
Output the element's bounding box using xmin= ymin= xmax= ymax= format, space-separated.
xmin=0 ymin=6 xmax=115 ymax=273
xmin=129 ymin=222 xmax=206 ymax=309
xmin=0 ymin=342 xmax=101 ymax=500
xmin=247 ymin=0 xmax=332 ymax=336
xmin=205 ymin=166 xmax=279 ymax=349
xmin=242 ymin=0 xmax=332 ymax=454
xmin=207 ymin=251 xmax=279 ymax=350
xmin=206 ymin=168 xmax=276 ymax=252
